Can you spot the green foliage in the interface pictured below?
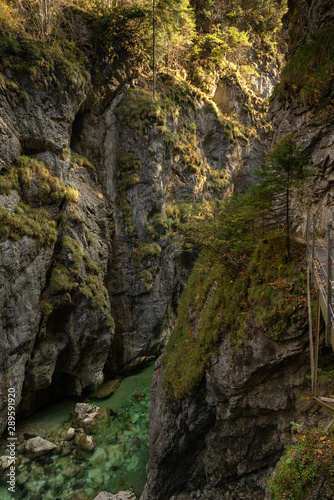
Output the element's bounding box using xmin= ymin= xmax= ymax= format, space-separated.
xmin=70 ymin=150 xmax=95 ymax=171
xmin=206 ymin=168 xmax=230 ymax=192
xmin=0 ymin=154 xmax=79 ymax=248
xmin=164 ymin=121 xmax=207 ymax=175
xmin=84 ymin=2 xmax=151 ymax=78
xmin=116 ymin=150 xmax=142 ymax=187
xmin=18 ymin=0 xmax=63 ymax=41
xmin=256 ymin=134 xmax=310 ymax=198
xmin=166 ymin=204 xmax=181 ymax=220
xmin=268 ymin=426 xmax=334 ymax=499
xmin=146 ymin=209 xmax=180 ymax=240
xmin=46 ymin=234 xmax=113 ymax=327
xmin=189 ymin=26 xmax=250 ymax=93
xmin=153 ymin=212 xmax=169 ymax=231
xmin=0 ymin=203 xmax=57 ymax=246
xmin=115 ymin=150 xmax=142 ymax=241
xmin=138 ymin=269 xmax=154 ymax=291
xmin=0 ymin=155 xmax=78 ymax=203
xmin=255 ymin=134 xmax=311 ymax=258
xmin=162 ymin=190 xmax=309 ymax=400
xmin=0 ymin=0 xmax=90 ymax=92
xmin=191 ymin=0 xmax=286 ymax=35
xmin=279 ymin=24 xmax=334 ymax=105
xmin=84 ymin=225 xmax=95 ymax=246
xmin=188 ymin=0 xmax=286 ymax=93
xmin=115 ymin=88 xmax=168 ymax=133
xmin=115 ymin=80 xmax=198 ymax=141
xmin=132 ymin=242 xmax=162 ymax=266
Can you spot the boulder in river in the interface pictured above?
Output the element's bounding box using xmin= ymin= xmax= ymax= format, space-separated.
xmin=25 ymin=436 xmax=57 ymax=458
xmin=64 ymin=427 xmax=76 ymax=440
xmin=70 ymin=403 xmax=111 ymax=434
xmin=132 ymin=392 xmax=145 ymax=402
xmin=63 ymin=464 xmax=81 ymax=478
xmin=93 ymin=488 xmax=137 ymax=499
xmin=75 ymin=433 xmax=96 ymax=452
xmin=92 ymin=379 xmax=120 ymax=399
xmin=0 ymin=456 xmax=11 ymax=470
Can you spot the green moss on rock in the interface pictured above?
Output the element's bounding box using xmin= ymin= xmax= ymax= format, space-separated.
xmin=44 ymin=235 xmax=113 ymax=327
xmin=268 ymin=425 xmax=334 ymax=499
xmin=163 ymin=234 xmax=309 ymax=400
xmin=0 ymin=155 xmax=78 ymax=203
xmin=115 ymin=150 xmax=142 ymax=242
xmin=132 ymin=242 xmax=162 ymax=267
xmin=279 ymin=24 xmax=334 ymax=105
xmin=0 ymin=203 xmax=57 ymax=246
xmin=138 ymin=269 xmax=154 ymax=291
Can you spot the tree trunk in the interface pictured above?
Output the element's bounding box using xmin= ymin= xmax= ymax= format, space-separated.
xmin=153 ymin=0 xmax=156 ymax=100
xmin=286 ymin=169 xmax=290 ymax=260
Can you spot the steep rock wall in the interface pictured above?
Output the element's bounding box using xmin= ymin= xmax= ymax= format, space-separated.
xmin=270 ymin=0 xmax=334 ymax=232
xmin=141 ymin=2 xmax=334 ymax=499
xmin=70 ymin=81 xmax=265 ymax=374
xmin=142 ymin=327 xmax=332 ymax=500
xmin=0 ymin=64 xmax=268 ymax=435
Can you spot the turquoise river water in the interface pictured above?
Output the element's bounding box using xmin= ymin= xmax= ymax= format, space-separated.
xmin=0 ymin=363 xmax=154 ymax=500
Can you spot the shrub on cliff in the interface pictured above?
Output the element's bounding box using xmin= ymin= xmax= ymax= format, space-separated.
xmin=268 ymin=425 xmax=334 ymax=499
xmin=278 ymin=23 xmax=334 ymax=106
xmin=162 ymin=194 xmax=309 ymax=400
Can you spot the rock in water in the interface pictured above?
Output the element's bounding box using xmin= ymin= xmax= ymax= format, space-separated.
xmin=0 ymin=456 xmax=11 ymax=470
xmin=75 ymin=433 xmax=96 ymax=452
xmin=93 ymin=488 xmax=137 ymax=499
xmin=92 ymin=379 xmax=120 ymax=399
xmin=70 ymin=403 xmax=111 ymax=433
xmin=132 ymin=392 xmax=145 ymax=402
xmin=90 ymin=447 xmax=108 ymax=467
xmin=63 ymin=464 xmax=81 ymax=478
xmin=25 ymin=436 xmax=57 ymax=458
xmin=64 ymin=427 xmax=76 ymax=440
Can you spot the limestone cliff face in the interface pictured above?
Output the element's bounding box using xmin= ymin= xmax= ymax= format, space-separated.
xmin=270 ymin=0 xmax=334 ymax=233
xmin=0 ymin=72 xmax=116 ymax=431
xmin=70 ymin=79 xmax=267 ymax=375
xmin=284 ymin=0 xmax=334 ymax=56
xmin=142 ymin=326 xmax=330 ymax=500
xmin=141 ymin=2 xmax=334 ymax=500
xmin=0 ymin=50 xmax=270 ymax=435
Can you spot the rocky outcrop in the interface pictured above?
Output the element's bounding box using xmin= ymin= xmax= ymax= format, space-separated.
xmin=93 ymin=489 xmax=137 ymax=500
xmin=0 ymin=67 xmax=115 ymax=429
xmin=142 ymin=327 xmax=332 ymax=500
xmin=141 ymin=2 xmax=334 ymax=500
xmin=71 ymin=79 xmax=271 ymax=375
xmin=70 ymin=403 xmax=111 ymax=434
xmin=0 ymin=7 xmax=280 ymax=436
xmin=25 ymin=436 xmax=57 ymax=458
xmin=284 ymin=0 xmax=334 ymax=56
xmin=0 ymin=66 xmax=268 ymax=434
xmin=270 ymin=0 xmax=334 ymax=233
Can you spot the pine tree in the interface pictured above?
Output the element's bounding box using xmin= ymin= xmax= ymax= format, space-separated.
xmin=255 ymin=134 xmax=310 ymax=259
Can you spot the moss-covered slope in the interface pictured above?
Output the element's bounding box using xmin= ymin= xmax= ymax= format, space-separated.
xmin=163 ymin=232 xmax=309 ymax=400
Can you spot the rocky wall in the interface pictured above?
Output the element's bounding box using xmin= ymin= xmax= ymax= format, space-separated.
xmin=142 ymin=326 xmax=333 ymax=500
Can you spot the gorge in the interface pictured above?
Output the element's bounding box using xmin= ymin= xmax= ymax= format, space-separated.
xmin=1 ymin=0 xmax=334 ymax=498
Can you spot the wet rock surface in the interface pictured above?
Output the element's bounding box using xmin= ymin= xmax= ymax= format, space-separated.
xmin=93 ymin=380 xmax=121 ymax=399
xmin=25 ymin=436 xmax=57 ymax=459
